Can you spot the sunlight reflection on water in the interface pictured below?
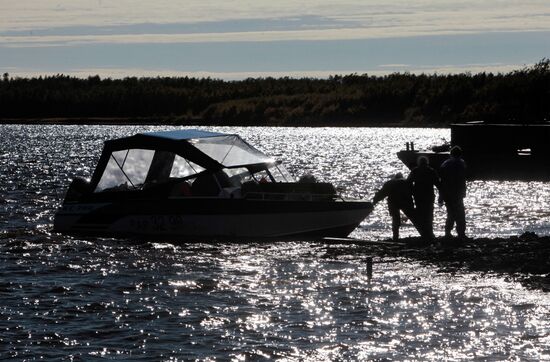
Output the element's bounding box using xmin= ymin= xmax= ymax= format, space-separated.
xmin=0 ymin=125 xmax=549 ymax=360
xmin=1 ymin=125 xmax=550 ymax=238
xmin=2 ymin=239 xmax=547 ymax=360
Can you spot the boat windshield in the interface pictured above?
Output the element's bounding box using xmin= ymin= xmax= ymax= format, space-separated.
xmin=225 ymin=167 xmax=253 ymax=186
xmin=95 ymin=149 xmax=205 ymax=192
xmin=170 ymin=155 xmax=205 ymax=178
xmin=189 ymin=135 xmax=272 ymax=167
xmin=224 ymin=162 xmax=293 ymax=184
xmin=268 ymin=163 xmax=294 ymax=182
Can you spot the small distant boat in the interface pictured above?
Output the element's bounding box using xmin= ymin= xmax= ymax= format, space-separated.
xmin=54 ymin=129 xmax=373 ymax=239
xmin=397 ymin=122 xmax=550 ymax=181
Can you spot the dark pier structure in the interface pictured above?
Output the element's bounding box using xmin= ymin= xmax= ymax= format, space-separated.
xmin=398 ymin=122 xmax=550 ymax=181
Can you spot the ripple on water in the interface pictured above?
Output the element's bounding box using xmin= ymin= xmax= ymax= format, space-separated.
xmin=0 ymin=125 xmax=549 ymax=359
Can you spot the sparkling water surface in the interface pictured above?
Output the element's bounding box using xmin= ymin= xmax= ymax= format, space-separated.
xmin=1 ymin=125 xmax=549 ymax=360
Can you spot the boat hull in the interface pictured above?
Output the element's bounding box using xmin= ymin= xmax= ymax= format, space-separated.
xmin=53 ymin=198 xmax=373 ymax=239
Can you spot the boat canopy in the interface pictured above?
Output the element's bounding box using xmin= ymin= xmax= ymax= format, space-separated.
xmin=102 ymin=129 xmax=273 ymax=168
xmin=90 ymin=129 xmax=277 ymax=192
xmin=143 ymin=129 xmax=225 ymax=140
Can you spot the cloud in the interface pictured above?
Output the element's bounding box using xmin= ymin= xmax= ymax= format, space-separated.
xmin=379 ymin=64 xmax=410 ymax=68
xmin=0 ymin=28 xmax=481 ymax=48
xmin=1 ymin=1 xmax=547 ymax=78
xmin=3 ymin=26 xmax=550 ymax=49
xmin=1 ymin=0 xmax=550 ymax=46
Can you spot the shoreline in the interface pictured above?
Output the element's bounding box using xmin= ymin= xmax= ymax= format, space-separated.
xmin=0 ymin=227 xmax=547 ymax=291
xmin=327 ymin=232 xmax=550 ymax=292
xmin=0 ymin=117 xmax=448 ymax=128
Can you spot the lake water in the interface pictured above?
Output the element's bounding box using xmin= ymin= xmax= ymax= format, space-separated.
xmin=1 ymin=125 xmax=549 ymax=360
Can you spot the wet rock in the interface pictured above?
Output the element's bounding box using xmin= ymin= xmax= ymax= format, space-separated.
xmin=360 ymin=233 xmax=550 ymax=292
xmin=519 ymin=231 xmax=539 ymax=242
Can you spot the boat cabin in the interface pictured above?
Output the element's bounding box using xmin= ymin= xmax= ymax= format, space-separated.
xmin=65 ymin=130 xmax=335 ymax=203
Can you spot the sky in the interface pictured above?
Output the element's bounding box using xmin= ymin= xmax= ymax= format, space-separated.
xmin=1 ymin=0 xmax=550 ymax=79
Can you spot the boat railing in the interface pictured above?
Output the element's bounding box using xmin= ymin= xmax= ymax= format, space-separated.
xmin=244 ymin=191 xmax=338 ymax=202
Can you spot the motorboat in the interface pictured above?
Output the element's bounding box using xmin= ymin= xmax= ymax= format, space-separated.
xmin=54 ymin=129 xmax=373 ymax=239
xmin=397 ymin=122 xmax=550 ymax=181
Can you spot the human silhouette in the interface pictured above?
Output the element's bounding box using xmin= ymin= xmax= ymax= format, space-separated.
xmin=408 ymin=156 xmax=440 ymax=240
xmin=372 ymin=172 xmax=417 ymax=241
xmin=439 ymin=146 xmax=467 ymax=239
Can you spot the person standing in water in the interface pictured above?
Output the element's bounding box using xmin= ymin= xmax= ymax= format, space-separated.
xmin=408 ymin=156 xmax=440 ymax=240
xmin=439 ymin=146 xmax=467 ymax=239
xmin=372 ymin=172 xmax=417 ymax=241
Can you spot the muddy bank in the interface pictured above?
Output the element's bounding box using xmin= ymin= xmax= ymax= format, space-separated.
xmin=325 ymin=232 xmax=550 ymax=292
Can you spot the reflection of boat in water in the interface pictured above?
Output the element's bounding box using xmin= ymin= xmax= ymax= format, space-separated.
xmin=54 ymin=129 xmax=373 ymax=239
xmin=397 ymin=122 xmax=550 ymax=181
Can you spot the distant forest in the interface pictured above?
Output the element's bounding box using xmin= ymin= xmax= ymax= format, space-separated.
xmin=1 ymin=59 xmax=549 ymax=126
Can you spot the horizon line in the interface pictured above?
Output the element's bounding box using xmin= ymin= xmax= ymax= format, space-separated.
xmin=2 ymin=62 xmax=537 ymax=81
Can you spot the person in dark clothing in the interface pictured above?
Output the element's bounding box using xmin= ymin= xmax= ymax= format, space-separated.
xmin=408 ymin=156 xmax=440 ymax=240
xmin=439 ymin=146 xmax=467 ymax=238
xmin=372 ymin=172 xmax=417 ymax=241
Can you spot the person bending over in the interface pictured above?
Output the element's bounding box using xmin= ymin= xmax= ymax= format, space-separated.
xmin=373 ymin=172 xmax=417 ymax=241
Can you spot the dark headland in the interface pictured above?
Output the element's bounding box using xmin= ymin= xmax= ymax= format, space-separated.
xmin=1 ymin=59 xmax=549 ymax=127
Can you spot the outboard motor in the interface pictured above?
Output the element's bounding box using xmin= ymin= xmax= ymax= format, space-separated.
xmin=64 ymin=177 xmax=92 ymax=202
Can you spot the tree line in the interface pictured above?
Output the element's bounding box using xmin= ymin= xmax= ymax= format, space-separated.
xmin=1 ymin=59 xmax=549 ymax=126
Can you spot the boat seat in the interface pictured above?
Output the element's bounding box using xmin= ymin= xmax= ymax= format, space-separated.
xmin=192 ymin=171 xmax=231 ymax=196
xmin=169 ymin=180 xmax=193 ymax=197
